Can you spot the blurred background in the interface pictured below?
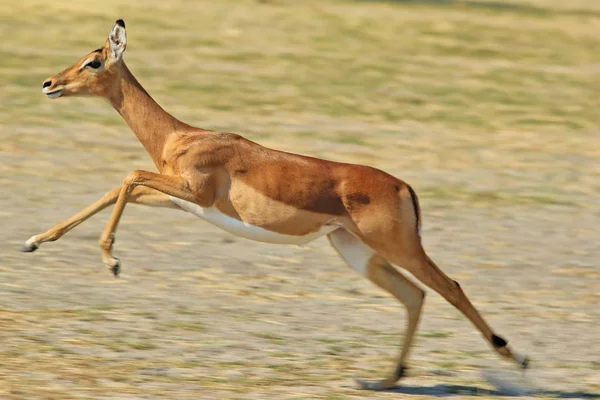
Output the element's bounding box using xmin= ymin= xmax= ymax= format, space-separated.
xmin=0 ymin=0 xmax=598 ymax=398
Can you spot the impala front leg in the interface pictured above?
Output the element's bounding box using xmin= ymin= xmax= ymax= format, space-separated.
xmin=99 ymin=170 xmax=209 ymax=276
xmin=22 ymin=186 xmax=179 ymax=252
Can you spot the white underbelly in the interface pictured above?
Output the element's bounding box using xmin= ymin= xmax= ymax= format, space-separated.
xmin=169 ymin=196 xmax=338 ymax=245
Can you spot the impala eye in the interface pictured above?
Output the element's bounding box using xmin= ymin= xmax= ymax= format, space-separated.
xmin=86 ymin=60 xmax=102 ymax=69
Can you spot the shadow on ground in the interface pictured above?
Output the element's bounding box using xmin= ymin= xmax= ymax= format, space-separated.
xmin=368 ymin=384 xmax=600 ymax=398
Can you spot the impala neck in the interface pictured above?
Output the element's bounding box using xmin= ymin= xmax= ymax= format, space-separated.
xmin=106 ymin=62 xmax=186 ymax=169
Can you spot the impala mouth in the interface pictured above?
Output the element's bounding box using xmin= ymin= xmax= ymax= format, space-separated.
xmin=43 ymin=88 xmax=64 ymax=99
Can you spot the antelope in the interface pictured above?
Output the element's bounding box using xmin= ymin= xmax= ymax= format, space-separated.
xmin=24 ymin=20 xmax=529 ymax=389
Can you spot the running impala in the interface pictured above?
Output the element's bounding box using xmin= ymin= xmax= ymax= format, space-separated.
xmin=24 ymin=20 xmax=528 ymax=389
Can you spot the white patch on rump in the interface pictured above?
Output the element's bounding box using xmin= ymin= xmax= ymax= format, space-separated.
xmin=169 ymin=196 xmax=338 ymax=245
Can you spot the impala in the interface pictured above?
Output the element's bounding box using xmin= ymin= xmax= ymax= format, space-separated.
xmin=24 ymin=20 xmax=528 ymax=389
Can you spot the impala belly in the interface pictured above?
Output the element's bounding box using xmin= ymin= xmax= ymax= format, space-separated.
xmin=169 ymin=196 xmax=338 ymax=245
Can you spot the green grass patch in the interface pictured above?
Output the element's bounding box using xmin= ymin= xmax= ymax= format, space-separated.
xmin=420 ymin=331 xmax=454 ymax=338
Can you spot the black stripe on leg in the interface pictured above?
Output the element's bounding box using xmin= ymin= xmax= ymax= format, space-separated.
xmin=491 ymin=334 xmax=508 ymax=348
xmin=406 ymin=185 xmax=421 ymax=237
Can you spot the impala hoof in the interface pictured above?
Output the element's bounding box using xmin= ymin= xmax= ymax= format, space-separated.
xmin=111 ymin=262 xmax=120 ymax=277
xmin=516 ymin=353 xmax=530 ymax=370
xmin=104 ymin=258 xmax=121 ymax=277
xmin=21 ymin=241 xmax=39 ymax=252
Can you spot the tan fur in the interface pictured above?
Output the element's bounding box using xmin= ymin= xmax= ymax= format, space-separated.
xmin=28 ymin=20 xmax=527 ymax=388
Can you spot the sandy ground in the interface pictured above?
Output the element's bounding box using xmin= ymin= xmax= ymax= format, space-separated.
xmin=0 ymin=119 xmax=599 ymax=399
xmin=1 ymin=2 xmax=599 ymax=395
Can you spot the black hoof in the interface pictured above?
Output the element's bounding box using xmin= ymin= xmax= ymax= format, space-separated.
xmin=521 ymin=356 xmax=530 ymax=370
xmin=394 ymin=365 xmax=408 ymax=380
xmin=111 ymin=263 xmax=120 ymax=277
xmin=21 ymin=243 xmax=39 ymax=252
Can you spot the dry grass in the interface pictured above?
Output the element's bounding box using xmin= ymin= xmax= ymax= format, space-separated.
xmin=1 ymin=0 xmax=598 ymax=206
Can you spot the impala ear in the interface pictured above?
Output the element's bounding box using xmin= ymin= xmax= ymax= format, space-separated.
xmin=107 ymin=19 xmax=127 ymax=61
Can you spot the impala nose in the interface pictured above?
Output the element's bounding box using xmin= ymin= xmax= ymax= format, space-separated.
xmin=42 ymin=80 xmax=52 ymax=89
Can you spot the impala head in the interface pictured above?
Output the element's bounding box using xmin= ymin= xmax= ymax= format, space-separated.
xmin=42 ymin=20 xmax=127 ymax=99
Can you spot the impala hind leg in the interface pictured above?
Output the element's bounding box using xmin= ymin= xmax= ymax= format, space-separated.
xmin=328 ymin=229 xmax=425 ymax=390
xmin=390 ymin=249 xmax=529 ymax=370
xmin=22 ymin=186 xmax=179 ymax=252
